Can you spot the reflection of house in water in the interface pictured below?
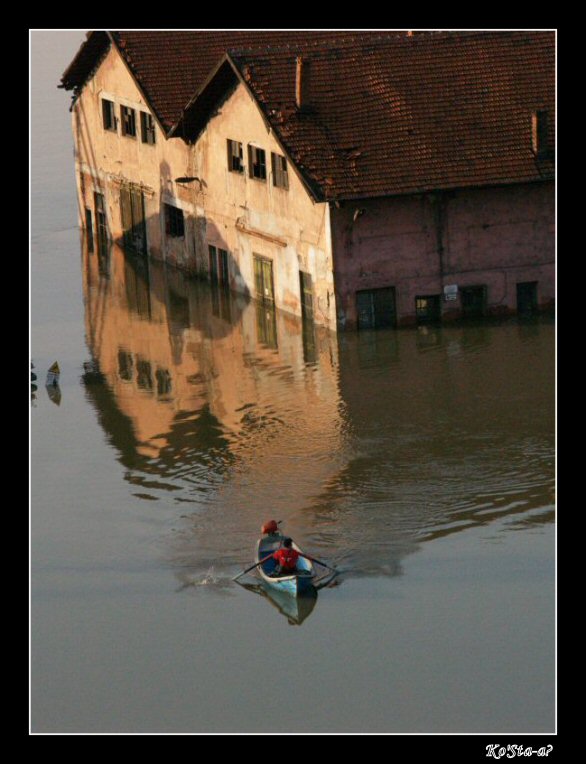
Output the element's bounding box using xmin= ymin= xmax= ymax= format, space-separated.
xmin=62 ymin=31 xmax=554 ymax=331
xmin=81 ymin=241 xmax=343 ymax=524
xmin=82 ymin=240 xmax=554 ymax=579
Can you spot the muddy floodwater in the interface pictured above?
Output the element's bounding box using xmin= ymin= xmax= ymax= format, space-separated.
xmin=31 ymin=32 xmax=555 ymax=735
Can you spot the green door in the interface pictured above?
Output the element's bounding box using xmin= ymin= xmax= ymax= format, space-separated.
xmin=356 ymin=287 xmax=396 ymax=329
xmin=254 ymin=255 xmax=274 ymax=302
xmin=120 ymin=183 xmax=147 ymax=256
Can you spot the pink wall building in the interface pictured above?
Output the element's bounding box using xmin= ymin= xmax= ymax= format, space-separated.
xmin=331 ymin=181 xmax=555 ymax=329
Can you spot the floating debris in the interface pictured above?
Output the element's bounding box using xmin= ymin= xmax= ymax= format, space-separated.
xmin=46 ymin=361 xmax=60 ymax=387
xmin=45 ymin=362 xmax=61 ymax=405
xmin=46 ymin=385 xmax=62 ymax=406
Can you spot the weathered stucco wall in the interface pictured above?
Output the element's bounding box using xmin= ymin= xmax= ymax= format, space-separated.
xmin=331 ymin=181 xmax=555 ymax=329
xmin=73 ymin=50 xmax=336 ymax=329
xmin=72 ymin=45 xmax=195 ymax=268
xmin=189 ymin=81 xmax=336 ymax=328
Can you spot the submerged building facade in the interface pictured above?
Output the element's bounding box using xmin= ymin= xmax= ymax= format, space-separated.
xmin=60 ymin=30 xmax=555 ymax=331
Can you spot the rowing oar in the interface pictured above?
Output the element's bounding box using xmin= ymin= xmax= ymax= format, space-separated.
xmin=232 ymin=553 xmax=274 ymax=582
xmin=303 ymin=554 xmax=337 ymax=573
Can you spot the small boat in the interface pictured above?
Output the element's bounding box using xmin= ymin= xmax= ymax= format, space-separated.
xmin=256 ymin=528 xmax=315 ymax=596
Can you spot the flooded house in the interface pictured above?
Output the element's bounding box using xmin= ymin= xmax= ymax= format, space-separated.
xmin=60 ymin=30 xmax=555 ymax=331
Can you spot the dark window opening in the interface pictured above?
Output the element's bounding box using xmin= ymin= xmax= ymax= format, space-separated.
xmin=121 ymin=105 xmax=136 ymax=138
xmin=356 ymin=287 xmax=397 ymax=330
xmin=140 ymin=111 xmax=156 ymax=145
xmin=272 ymin=152 xmax=289 ymax=189
xmin=94 ymin=191 xmax=108 ymax=257
xmin=248 ymin=145 xmax=267 ymax=181
xmin=211 ymin=284 xmax=233 ymax=323
xmin=118 ymin=350 xmax=133 ymax=381
xmin=209 ymin=245 xmax=217 ymax=282
xmin=516 ymin=281 xmax=538 ymax=316
xmin=302 ymin=318 xmax=317 ymax=365
xmin=299 ymin=271 xmax=313 ymax=320
xmin=136 ymin=358 xmax=153 ymax=391
xmin=254 ymin=255 xmax=274 ymax=302
xmin=460 ymin=285 xmax=487 ymax=318
xmin=165 ymin=204 xmax=185 ymax=238
xmin=155 ymin=368 xmax=172 ymax=397
xmin=85 ymin=208 xmax=94 ymax=253
xmin=102 ymin=99 xmax=116 ymax=131
xmin=227 ymin=139 xmax=244 ymax=173
xmin=209 ymin=245 xmax=229 ymax=287
xmin=415 ymin=294 xmax=442 ymax=324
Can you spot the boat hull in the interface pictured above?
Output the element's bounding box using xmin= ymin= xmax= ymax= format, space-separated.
xmin=256 ymin=533 xmax=315 ymax=596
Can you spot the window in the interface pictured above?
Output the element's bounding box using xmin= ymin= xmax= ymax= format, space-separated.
xmin=140 ymin=111 xmax=156 ymax=144
xmin=155 ymin=368 xmax=172 ymax=397
xmin=272 ymin=152 xmax=289 ymax=189
xmin=102 ymin=98 xmax=116 ymax=131
xmin=85 ymin=208 xmax=94 ymax=253
xmin=516 ymin=281 xmax=538 ymax=316
xmin=460 ymin=285 xmax=487 ymax=318
xmin=248 ymin=145 xmax=267 ymax=181
xmin=164 ymin=203 xmax=185 ymax=237
xmin=356 ymin=287 xmax=397 ymax=330
xmin=121 ymin=105 xmax=136 ymax=138
xmin=299 ymin=271 xmax=313 ymax=320
xmin=120 ymin=183 xmax=147 ymax=255
xmin=227 ymin=139 xmax=244 ymax=173
xmin=209 ymin=245 xmax=229 ymax=287
xmin=136 ymin=358 xmax=153 ymax=391
xmin=94 ymin=191 xmax=108 ymax=256
xmin=118 ymin=350 xmax=133 ymax=381
xmin=253 ymin=254 xmax=274 ymax=302
xmin=531 ymin=110 xmax=549 ymax=158
xmin=415 ymin=295 xmax=442 ymax=324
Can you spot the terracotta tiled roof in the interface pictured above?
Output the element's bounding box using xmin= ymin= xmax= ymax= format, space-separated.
xmin=59 ymin=31 xmax=110 ymax=96
xmin=60 ymin=30 xmax=376 ymax=131
xmin=226 ymin=31 xmax=555 ymax=199
xmin=60 ymin=30 xmax=555 ymax=200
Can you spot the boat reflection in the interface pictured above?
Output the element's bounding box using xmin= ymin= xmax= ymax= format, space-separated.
xmin=237 ymin=581 xmax=319 ymax=626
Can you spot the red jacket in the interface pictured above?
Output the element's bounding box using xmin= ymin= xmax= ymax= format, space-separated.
xmin=273 ymin=547 xmax=300 ymax=570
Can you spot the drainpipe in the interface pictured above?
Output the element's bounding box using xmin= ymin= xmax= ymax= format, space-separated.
xmin=429 ymin=191 xmax=446 ymax=290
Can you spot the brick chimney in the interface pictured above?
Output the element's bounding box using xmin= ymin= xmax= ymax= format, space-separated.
xmin=295 ymin=56 xmax=312 ymax=111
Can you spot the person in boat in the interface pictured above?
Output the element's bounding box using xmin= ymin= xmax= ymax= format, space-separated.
xmin=271 ymin=537 xmax=307 ymax=576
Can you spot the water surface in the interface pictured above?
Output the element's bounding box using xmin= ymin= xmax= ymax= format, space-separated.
xmin=30 ymin=30 xmax=555 ymax=734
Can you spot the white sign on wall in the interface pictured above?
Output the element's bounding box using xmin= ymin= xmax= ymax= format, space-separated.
xmin=444 ymin=284 xmax=458 ymax=301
